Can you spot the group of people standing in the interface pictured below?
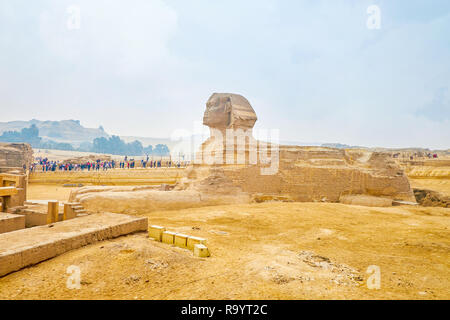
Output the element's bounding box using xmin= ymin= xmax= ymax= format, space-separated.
xmin=392 ymin=152 xmax=439 ymax=160
xmin=119 ymin=160 xmax=135 ymax=168
xmin=139 ymin=159 xmax=181 ymax=168
xmin=30 ymin=157 xmax=117 ymax=172
xmin=29 ymin=156 xmax=187 ymax=172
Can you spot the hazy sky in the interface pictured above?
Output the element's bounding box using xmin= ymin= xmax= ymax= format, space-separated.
xmin=0 ymin=0 xmax=449 ymax=148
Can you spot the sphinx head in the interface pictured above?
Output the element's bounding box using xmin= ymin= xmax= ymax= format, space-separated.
xmin=203 ymin=93 xmax=257 ymax=130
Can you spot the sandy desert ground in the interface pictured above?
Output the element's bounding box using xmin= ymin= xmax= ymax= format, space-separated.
xmin=0 ymin=157 xmax=449 ymax=300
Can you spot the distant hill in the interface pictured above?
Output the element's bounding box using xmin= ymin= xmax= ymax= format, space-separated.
xmin=0 ymin=119 xmax=174 ymax=156
xmin=0 ymin=120 xmax=178 ymax=149
xmin=321 ymin=143 xmax=363 ymax=149
xmin=0 ymin=119 xmax=109 ymax=147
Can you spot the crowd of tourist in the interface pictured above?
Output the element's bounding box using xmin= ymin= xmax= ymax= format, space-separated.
xmin=29 ymin=156 xmax=187 ymax=172
xmin=392 ymin=152 xmax=439 ymax=160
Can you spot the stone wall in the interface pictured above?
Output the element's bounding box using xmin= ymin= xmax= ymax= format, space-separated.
xmin=29 ymin=168 xmax=183 ymax=185
xmin=0 ymin=143 xmax=33 ymax=173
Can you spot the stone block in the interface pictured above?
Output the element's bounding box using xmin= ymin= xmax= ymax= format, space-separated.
xmin=63 ymin=203 xmax=77 ymax=221
xmin=148 ymin=225 xmax=165 ymax=241
xmin=174 ymin=233 xmax=189 ymax=248
xmin=17 ymin=210 xmax=47 ymax=227
xmin=187 ymin=236 xmax=207 ymax=250
xmin=0 ymin=212 xmax=148 ymax=277
xmin=0 ymin=214 xmax=25 ymax=234
xmin=47 ymin=201 xmax=59 ymax=224
xmin=193 ymin=244 xmax=210 ymax=258
xmin=162 ymin=231 xmax=177 ymax=245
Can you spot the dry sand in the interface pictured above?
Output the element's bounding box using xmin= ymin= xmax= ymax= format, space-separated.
xmin=1 ymin=191 xmax=448 ymax=299
xmin=27 ymin=184 xmax=74 ymax=202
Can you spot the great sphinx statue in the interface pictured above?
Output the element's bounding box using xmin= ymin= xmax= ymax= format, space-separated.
xmin=70 ymin=93 xmax=416 ymax=213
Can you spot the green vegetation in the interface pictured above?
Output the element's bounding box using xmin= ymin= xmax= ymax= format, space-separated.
xmin=0 ymin=125 xmax=170 ymax=156
xmin=0 ymin=124 xmax=74 ymax=150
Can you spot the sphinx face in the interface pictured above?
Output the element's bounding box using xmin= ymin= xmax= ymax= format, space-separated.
xmin=203 ymin=93 xmax=257 ymax=130
xmin=203 ymin=94 xmax=231 ymax=129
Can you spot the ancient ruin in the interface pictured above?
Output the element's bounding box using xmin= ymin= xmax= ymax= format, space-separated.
xmin=0 ymin=143 xmax=31 ymax=212
xmin=0 ymin=142 xmax=33 ymax=173
xmin=69 ymin=93 xmax=416 ymax=213
xmin=0 ymin=142 xmax=150 ymax=277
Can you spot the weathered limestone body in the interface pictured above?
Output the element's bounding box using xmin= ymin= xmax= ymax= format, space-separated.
xmin=69 ymin=93 xmax=416 ymax=212
xmin=195 ymin=146 xmax=415 ymax=203
xmin=0 ymin=214 xmax=25 ymax=234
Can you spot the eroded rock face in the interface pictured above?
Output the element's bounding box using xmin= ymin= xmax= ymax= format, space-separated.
xmin=413 ymin=189 xmax=449 ymax=208
xmin=186 ymin=147 xmax=416 ymax=203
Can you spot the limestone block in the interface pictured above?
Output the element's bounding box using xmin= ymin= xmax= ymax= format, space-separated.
xmin=0 ymin=214 xmax=25 ymax=234
xmin=174 ymin=233 xmax=189 ymax=248
xmin=193 ymin=244 xmax=210 ymax=258
xmin=149 ymin=225 xmax=165 ymax=241
xmin=10 ymin=187 xmax=26 ymax=207
xmin=162 ymin=231 xmax=177 ymax=245
xmin=0 ymin=187 xmax=17 ymax=197
xmin=187 ymin=236 xmax=207 ymax=250
xmin=63 ymin=203 xmax=77 ymax=221
xmin=18 ymin=210 xmax=47 ymax=227
xmin=0 ymin=212 xmax=148 ymax=277
xmin=47 ymin=201 xmax=59 ymax=224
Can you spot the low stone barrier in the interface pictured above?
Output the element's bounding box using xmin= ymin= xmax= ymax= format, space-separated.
xmin=0 ymin=212 xmax=148 ymax=277
xmin=148 ymin=225 xmax=209 ymax=257
xmin=29 ymin=168 xmax=185 ymax=186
